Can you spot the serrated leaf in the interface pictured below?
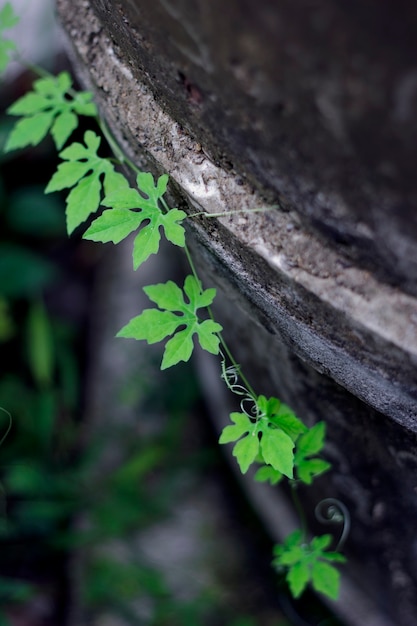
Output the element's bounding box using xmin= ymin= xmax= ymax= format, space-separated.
xmin=0 ymin=3 xmax=19 ymax=29
xmin=297 ymin=458 xmax=331 ymax=484
xmin=116 ymin=309 xmax=180 ymax=344
xmin=254 ymin=465 xmax=283 ymax=485
xmin=144 ymin=281 xmax=185 ymax=311
xmin=118 ymin=276 xmax=220 ymax=369
xmin=311 ymin=560 xmax=340 ymax=600
xmin=287 ymin=562 xmax=310 ymax=598
xmin=196 ymin=318 xmax=222 ymax=353
xmin=136 ymin=172 xmax=168 ymax=205
xmin=45 ymin=161 xmax=91 ymax=192
xmin=311 ymin=534 xmax=332 ymax=552
xmin=103 ymin=169 xmax=130 ymax=196
xmin=0 ymin=3 xmax=18 ymax=73
xmin=51 ymin=111 xmax=78 ymax=149
xmin=4 ymin=111 xmax=54 ymax=151
xmin=270 ymin=405 xmax=307 ymax=440
xmin=66 ymin=172 xmax=101 ymax=234
xmin=161 ymin=327 xmax=194 ymax=369
xmin=132 ymin=222 xmax=161 ymax=268
xmin=232 ymin=433 xmax=259 ymax=474
xmin=84 ymin=209 xmax=143 ymax=244
xmin=297 ymin=422 xmax=326 ymax=456
xmin=219 ymin=412 xmax=252 ymax=444
xmin=103 ymin=187 xmax=145 ymax=209
xmin=260 ymin=428 xmax=294 ymax=478
xmin=162 ymin=208 xmax=186 ymax=247
xmin=7 ymin=93 xmax=49 ymax=115
xmin=5 ymin=73 xmax=97 ymax=149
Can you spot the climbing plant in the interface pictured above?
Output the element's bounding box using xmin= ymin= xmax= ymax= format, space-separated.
xmin=0 ymin=2 xmax=347 ymax=603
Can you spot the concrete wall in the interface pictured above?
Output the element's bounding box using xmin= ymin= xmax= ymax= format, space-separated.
xmin=55 ymin=1 xmax=417 ymax=624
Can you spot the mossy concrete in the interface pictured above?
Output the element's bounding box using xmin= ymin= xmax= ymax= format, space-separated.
xmin=56 ymin=1 xmax=417 ymax=624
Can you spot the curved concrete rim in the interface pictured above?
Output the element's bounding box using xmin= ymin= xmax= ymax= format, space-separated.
xmin=55 ymin=0 xmax=417 ymax=433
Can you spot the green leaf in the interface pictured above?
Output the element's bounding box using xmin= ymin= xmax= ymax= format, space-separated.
xmin=232 ymin=433 xmax=259 ymax=474
xmin=161 ymin=327 xmax=194 ymax=369
xmin=5 ymin=72 xmax=97 ymax=149
xmin=311 ymin=560 xmax=341 ymax=600
xmin=219 ymin=412 xmax=252 ymax=444
xmin=311 ymin=534 xmax=332 ymax=551
xmin=117 ymin=309 xmax=180 ymax=344
xmin=4 ymin=111 xmax=54 ymax=151
xmin=7 ymin=92 xmax=49 ymax=115
xmin=136 ymin=172 xmax=168 ymax=205
xmin=46 ymin=131 xmax=121 ymax=234
xmin=0 ymin=3 xmax=19 ymax=29
xmin=294 ymin=422 xmax=330 ymax=484
xmin=103 ymin=173 xmax=185 ymax=269
xmin=254 ymin=465 xmax=283 ymax=485
xmin=117 ymin=275 xmax=221 ymax=369
xmin=51 ymin=111 xmax=78 ymax=149
xmin=65 ymin=172 xmax=102 ymax=234
xmin=132 ymin=220 xmax=162 ymax=268
xmin=287 ymin=561 xmax=310 ymax=598
xmin=196 ymin=318 xmax=222 ymax=353
xmin=144 ymin=280 xmax=184 ymax=310
xmin=83 ymin=209 xmax=144 ymax=244
xmin=0 ymin=3 xmax=18 ymax=73
xmin=297 ymin=421 xmax=326 ymax=456
xmin=297 ymin=458 xmax=331 ymax=484
xmin=45 ymin=161 xmax=91 ymax=192
xmin=260 ymin=427 xmax=294 ymax=478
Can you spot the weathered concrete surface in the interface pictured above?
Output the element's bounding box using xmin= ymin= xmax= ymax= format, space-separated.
xmin=67 ymin=0 xmax=417 ymax=298
xmin=55 ymin=0 xmax=417 ymax=624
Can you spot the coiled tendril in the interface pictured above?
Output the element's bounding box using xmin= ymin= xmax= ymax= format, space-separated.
xmin=315 ymin=497 xmax=350 ymax=551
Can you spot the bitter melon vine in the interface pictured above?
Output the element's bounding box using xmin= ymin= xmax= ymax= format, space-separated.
xmin=1 ymin=3 xmax=347 ymax=602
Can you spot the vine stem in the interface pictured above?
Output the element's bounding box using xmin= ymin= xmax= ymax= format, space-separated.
xmin=290 ymin=482 xmax=308 ymax=542
xmin=181 ymin=240 xmax=256 ymax=397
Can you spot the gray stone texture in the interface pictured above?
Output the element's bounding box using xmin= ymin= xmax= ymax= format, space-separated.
xmin=55 ymin=0 xmax=417 ymax=624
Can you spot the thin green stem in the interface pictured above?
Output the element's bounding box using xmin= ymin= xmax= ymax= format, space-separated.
xmin=188 ymin=206 xmax=275 ymax=220
xmin=98 ymin=118 xmax=141 ymax=175
xmin=290 ymin=482 xmax=307 ymax=542
xmin=182 ymin=242 xmax=256 ymax=397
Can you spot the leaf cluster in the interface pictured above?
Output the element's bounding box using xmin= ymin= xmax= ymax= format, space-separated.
xmin=220 ymin=395 xmax=330 ymax=484
xmin=5 ymin=72 xmax=97 ymax=152
xmin=45 ymin=130 xmax=128 ymax=234
xmin=273 ymin=530 xmax=346 ymax=600
xmin=0 ymin=2 xmax=18 ymax=73
xmin=117 ymin=275 xmax=223 ymax=369
xmin=84 ymin=171 xmax=187 ymax=268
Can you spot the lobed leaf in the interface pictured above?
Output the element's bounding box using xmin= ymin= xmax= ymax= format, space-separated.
xmin=83 ymin=209 xmax=144 ymax=244
xmin=117 ymin=309 xmax=180 ymax=344
xmin=297 ymin=421 xmax=326 ymax=456
xmin=260 ymin=427 xmax=294 ymax=478
xmin=297 ymin=458 xmax=331 ymax=484
xmin=4 ymin=111 xmax=54 ymax=151
xmin=232 ymin=433 xmax=259 ymax=474
xmin=51 ymin=111 xmax=78 ymax=149
xmin=5 ymin=73 xmax=97 ymax=150
xmin=311 ymin=561 xmax=341 ymax=601
xmin=287 ymin=562 xmax=310 ymax=598
xmin=161 ymin=327 xmax=194 ymax=369
xmin=254 ymin=465 xmax=283 ymax=485
xmin=117 ymin=276 xmax=221 ymax=369
xmin=196 ymin=318 xmax=222 ymax=353
xmin=219 ymin=412 xmax=252 ymax=444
